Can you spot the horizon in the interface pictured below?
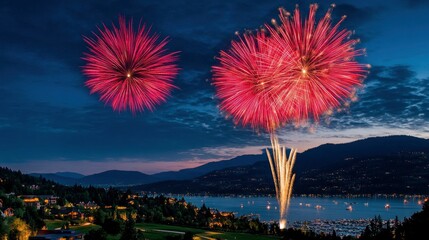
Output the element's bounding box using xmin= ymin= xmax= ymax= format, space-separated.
xmin=1 ymin=0 xmax=429 ymax=175
xmin=5 ymin=134 xmax=427 ymax=175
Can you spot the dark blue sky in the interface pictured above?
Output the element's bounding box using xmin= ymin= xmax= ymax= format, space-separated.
xmin=1 ymin=0 xmax=428 ymax=174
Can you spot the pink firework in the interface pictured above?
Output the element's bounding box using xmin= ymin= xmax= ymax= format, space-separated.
xmin=82 ymin=17 xmax=179 ymax=113
xmin=213 ymin=4 xmax=368 ymax=131
xmin=267 ymin=4 xmax=369 ymax=122
xmin=212 ymin=32 xmax=292 ymax=131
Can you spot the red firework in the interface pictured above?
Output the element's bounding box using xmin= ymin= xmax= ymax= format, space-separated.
xmin=213 ymin=4 xmax=368 ymax=131
xmin=82 ymin=17 xmax=179 ymax=113
xmin=267 ymin=4 xmax=368 ymax=122
xmin=212 ymin=32 xmax=292 ymax=131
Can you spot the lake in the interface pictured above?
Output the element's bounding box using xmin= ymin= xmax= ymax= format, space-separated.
xmin=178 ymin=196 xmax=424 ymax=222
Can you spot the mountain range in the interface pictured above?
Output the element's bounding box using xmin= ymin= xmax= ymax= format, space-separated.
xmin=31 ymin=135 xmax=429 ymax=194
xmin=134 ymin=149 xmax=429 ymax=194
xmin=31 ymin=152 xmax=266 ymax=186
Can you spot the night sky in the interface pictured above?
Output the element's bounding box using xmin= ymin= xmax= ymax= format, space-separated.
xmin=1 ymin=0 xmax=428 ymax=174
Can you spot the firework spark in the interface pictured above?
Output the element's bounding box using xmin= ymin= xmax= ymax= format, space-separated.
xmin=82 ymin=17 xmax=179 ymax=113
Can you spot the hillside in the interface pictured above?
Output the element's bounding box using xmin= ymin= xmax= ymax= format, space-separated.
xmin=78 ymin=170 xmax=156 ymax=186
xmin=151 ymin=153 xmax=266 ymax=181
xmin=4 ymin=134 xmax=429 ymax=195
xmin=133 ymin=136 xmax=429 ymax=195
xmin=29 ymin=173 xmax=79 ymax=185
xmin=294 ymin=135 xmax=429 ymax=173
xmin=32 ymin=170 xmax=160 ymax=187
xmin=31 ymin=153 xmax=266 ymax=186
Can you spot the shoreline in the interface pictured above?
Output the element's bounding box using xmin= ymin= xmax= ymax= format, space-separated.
xmin=140 ymin=192 xmax=429 ymax=199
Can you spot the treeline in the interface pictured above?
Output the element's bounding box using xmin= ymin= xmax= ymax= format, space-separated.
xmin=1 ymin=166 xmax=429 ymax=240
xmin=87 ymin=194 xmax=274 ymax=236
xmin=0 ymin=167 xmax=125 ymax=206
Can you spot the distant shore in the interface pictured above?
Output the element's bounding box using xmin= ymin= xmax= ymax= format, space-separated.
xmin=139 ymin=192 xmax=429 ymax=199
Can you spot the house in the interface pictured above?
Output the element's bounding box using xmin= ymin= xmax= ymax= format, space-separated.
xmin=47 ymin=196 xmax=59 ymax=205
xmin=51 ymin=207 xmax=84 ymax=220
xmin=39 ymin=195 xmax=59 ymax=205
xmin=78 ymin=201 xmax=98 ymax=210
xmin=167 ymin=198 xmax=176 ymax=204
xmin=29 ymin=230 xmax=83 ymax=240
xmin=219 ymin=211 xmax=234 ymax=218
xmin=21 ymin=195 xmax=41 ymax=210
xmin=3 ymin=208 xmax=14 ymax=217
xmin=29 ymin=185 xmax=40 ymax=190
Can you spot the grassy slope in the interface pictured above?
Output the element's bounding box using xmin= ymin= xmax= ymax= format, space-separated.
xmin=44 ymin=220 xmax=278 ymax=240
xmin=45 ymin=220 xmax=100 ymax=233
xmin=136 ymin=223 xmax=278 ymax=240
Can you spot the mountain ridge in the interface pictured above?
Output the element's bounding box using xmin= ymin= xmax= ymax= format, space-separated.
xmin=31 ymin=135 xmax=429 ymax=188
xmin=133 ymin=135 xmax=429 ymax=194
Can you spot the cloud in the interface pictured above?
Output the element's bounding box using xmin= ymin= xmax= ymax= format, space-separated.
xmin=184 ymin=145 xmax=266 ymax=159
xmin=327 ymin=65 xmax=429 ymax=130
xmin=3 ymin=158 xmax=219 ymax=175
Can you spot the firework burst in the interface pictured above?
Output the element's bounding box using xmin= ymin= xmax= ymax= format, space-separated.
xmin=213 ymin=4 xmax=368 ymax=131
xmin=82 ymin=17 xmax=179 ymax=113
xmin=212 ymin=32 xmax=291 ymax=132
xmin=267 ymin=4 xmax=369 ymax=123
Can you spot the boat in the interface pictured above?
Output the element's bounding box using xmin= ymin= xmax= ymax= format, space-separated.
xmin=385 ymin=203 xmax=390 ymax=209
xmin=346 ymin=205 xmax=353 ymax=211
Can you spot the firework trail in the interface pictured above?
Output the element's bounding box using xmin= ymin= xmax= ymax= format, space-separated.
xmin=267 ymin=135 xmax=296 ymax=230
xmin=83 ymin=17 xmax=179 ymax=113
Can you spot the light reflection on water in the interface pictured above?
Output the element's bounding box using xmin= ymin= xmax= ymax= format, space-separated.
xmin=180 ymin=196 xmax=423 ymax=222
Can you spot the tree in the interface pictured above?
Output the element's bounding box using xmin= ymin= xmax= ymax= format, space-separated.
xmin=84 ymin=229 xmax=107 ymax=240
xmin=8 ymin=218 xmax=31 ymax=240
xmin=61 ymin=221 xmax=70 ymax=230
xmin=0 ymin=216 xmax=9 ymax=240
xmin=400 ymin=200 xmax=429 ymax=240
xmin=102 ymin=218 xmax=122 ymax=235
xmin=94 ymin=209 xmax=107 ymax=225
xmin=197 ymin=204 xmax=211 ymax=227
xmin=120 ymin=218 xmax=138 ymax=240
xmin=23 ymin=206 xmax=45 ymax=231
